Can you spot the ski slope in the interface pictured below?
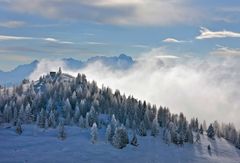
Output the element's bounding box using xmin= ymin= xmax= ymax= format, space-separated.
xmin=0 ymin=124 xmax=239 ymax=163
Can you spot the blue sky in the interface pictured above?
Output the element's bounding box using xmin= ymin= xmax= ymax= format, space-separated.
xmin=0 ymin=0 xmax=240 ymax=70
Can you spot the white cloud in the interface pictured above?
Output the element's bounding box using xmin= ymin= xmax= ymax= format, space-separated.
xmin=84 ymin=41 xmax=107 ymax=45
xmin=131 ymin=44 xmax=149 ymax=48
xmin=5 ymin=0 xmax=203 ymax=26
xmin=0 ymin=20 xmax=26 ymax=28
xmin=0 ymin=35 xmax=32 ymax=40
xmin=0 ymin=34 xmax=74 ymax=44
xmin=162 ymin=38 xmax=188 ymax=43
xmin=155 ymin=55 xmax=180 ymax=59
xmin=44 ymin=37 xmax=74 ymax=44
xmin=210 ymin=45 xmax=240 ymax=56
xmin=196 ymin=27 xmax=240 ymax=39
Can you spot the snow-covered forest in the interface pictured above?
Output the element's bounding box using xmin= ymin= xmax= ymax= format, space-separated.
xmin=1 ymin=68 xmax=239 ymax=148
xmin=0 ymin=68 xmax=240 ymax=162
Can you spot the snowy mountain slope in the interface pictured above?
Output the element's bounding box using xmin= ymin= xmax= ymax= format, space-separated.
xmin=0 ymin=71 xmax=239 ymax=163
xmin=0 ymin=60 xmax=39 ymax=86
xmin=0 ymin=125 xmax=239 ymax=163
xmin=0 ymin=54 xmax=134 ymax=86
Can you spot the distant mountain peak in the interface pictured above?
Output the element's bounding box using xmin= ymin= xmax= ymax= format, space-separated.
xmin=0 ymin=54 xmax=135 ymax=86
xmin=119 ymin=53 xmax=131 ymax=59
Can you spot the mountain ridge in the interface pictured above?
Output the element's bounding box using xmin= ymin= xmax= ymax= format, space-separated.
xmin=0 ymin=54 xmax=134 ymax=86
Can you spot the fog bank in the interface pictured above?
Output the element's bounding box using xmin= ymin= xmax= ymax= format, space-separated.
xmin=29 ymin=48 xmax=240 ymax=128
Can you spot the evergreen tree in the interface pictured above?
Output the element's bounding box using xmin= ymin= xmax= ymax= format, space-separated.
xmin=151 ymin=117 xmax=159 ymax=137
xmin=138 ymin=121 xmax=147 ymax=136
xmin=196 ymin=132 xmax=201 ymax=143
xmin=85 ymin=112 xmax=90 ymax=128
xmin=65 ymin=109 xmax=71 ymax=125
xmin=74 ymin=105 xmax=80 ymax=124
xmin=3 ymin=104 xmax=12 ymax=123
xmin=199 ymin=124 xmax=203 ymax=134
xmin=195 ymin=118 xmax=199 ymax=132
xmin=236 ymin=133 xmax=240 ymax=149
xmin=63 ymin=98 xmax=72 ymax=125
xmin=19 ymin=105 xmax=26 ymax=123
xmin=25 ymin=103 xmax=33 ymax=123
xmin=45 ymin=118 xmax=49 ymax=129
xmin=16 ymin=119 xmax=23 ymax=135
xmin=106 ymin=124 xmax=113 ymax=142
xmin=213 ymin=121 xmax=221 ymax=138
xmin=178 ymin=132 xmax=185 ymax=146
xmin=187 ymin=128 xmax=194 ymax=144
xmin=125 ymin=118 xmax=130 ymax=129
xmin=207 ymin=123 xmax=215 ymax=139
xmin=13 ymin=106 xmax=18 ymax=126
xmin=87 ymin=106 xmax=98 ymax=127
xmin=58 ymin=120 xmax=66 ymax=140
xmin=111 ymin=114 xmax=117 ymax=128
xmin=203 ymin=120 xmax=207 ymax=131
xmin=79 ymin=116 xmax=85 ymax=128
xmin=91 ymin=122 xmax=98 ymax=144
xmin=49 ymin=110 xmax=57 ymax=128
xmin=143 ymin=109 xmax=151 ymax=129
xmin=165 ymin=129 xmax=171 ymax=145
xmin=130 ymin=131 xmax=138 ymax=146
xmin=38 ymin=108 xmax=45 ymax=128
xmin=112 ymin=125 xmax=129 ymax=149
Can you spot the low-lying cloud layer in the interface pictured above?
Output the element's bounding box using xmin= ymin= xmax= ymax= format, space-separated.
xmin=29 ymin=48 xmax=240 ymax=128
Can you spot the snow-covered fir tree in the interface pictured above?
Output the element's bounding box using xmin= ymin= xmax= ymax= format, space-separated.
xmin=112 ymin=125 xmax=129 ymax=149
xmin=106 ymin=124 xmax=113 ymax=142
xmin=16 ymin=119 xmax=23 ymax=135
xmin=165 ymin=129 xmax=171 ymax=145
xmin=106 ymin=114 xmax=118 ymax=142
xmin=38 ymin=108 xmax=46 ymax=128
xmin=49 ymin=110 xmax=57 ymax=128
xmin=18 ymin=105 xmax=26 ymax=123
xmin=3 ymin=104 xmax=12 ymax=123
xmin=87 ymin=106 xmax=98 ymax=127
xmin=25 ymin=103 xmax=33 ymax=124
xmin=85 ymin=112 xmax=90 ymax=128
xmin=213 ymin=121 xmax=221 ymax=138
xmin=187 ymin=127 xmax=194 ymax=144
xmin=79 ymin=115 xmax=85 ymax=128
xmin=130 ymin=131 xmax=138 ymax=146
xmin=58 ymin=119 xmax=66 ymax=140
xmin=196 ymin=132 xmax=201 ymax=143
xmin=207 ymin=124 xmax=215 ymax=139
xmin=74 ymin=104 xmax=80 ymax=124
xmin=143 ymin=109 xmax=151 ymax=129
xmin=199 ymin=124 xmax=203 ymax=134
xmin=91 ymin=122 xmax=98 ymax=144
xmin=138 ymin=121 xmax=147 ymax=136
xmin=236 ymin=133 xmax=240 ymax=149
xmin=203 ymin=120 xmax=207 ymax=131
xmin=151 ymin=117 xmax=159 ymax=137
